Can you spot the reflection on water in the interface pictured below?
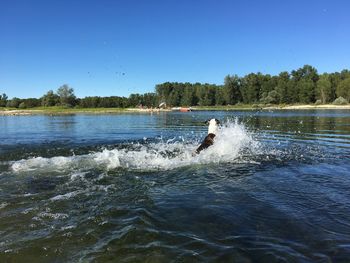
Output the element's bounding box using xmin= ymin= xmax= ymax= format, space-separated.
xmin=1 ymin=110 xmax=350 ymax=262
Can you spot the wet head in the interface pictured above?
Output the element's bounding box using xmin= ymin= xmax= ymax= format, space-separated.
xmin=206 ymin=118 xmax=220 ymax=135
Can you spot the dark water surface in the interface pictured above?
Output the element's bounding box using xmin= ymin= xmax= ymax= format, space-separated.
xmin=1 ymin=110 xmax=350 ymax=262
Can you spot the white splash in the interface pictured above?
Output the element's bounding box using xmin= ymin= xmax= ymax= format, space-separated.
xmin=10 ymin=120 xmax=260 ymax=172
xmin=0 ymin=202 xmax=9 ymax=210
xmin=33 ymin=212 xmax=69 ymax=221
xmin=50 ymin=190 xmax=85 ymax=201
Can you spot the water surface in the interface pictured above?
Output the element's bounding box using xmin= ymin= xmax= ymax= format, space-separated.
xmin=1 ymin=110 xmax=350 ymax=262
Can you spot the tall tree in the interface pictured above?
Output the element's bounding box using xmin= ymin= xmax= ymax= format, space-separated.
xmin=223 ymin=75 xmax=242 ymax=105
xmin=168 ymin=86 xmax=182 ymax=106
xmin=298 ymin=79 xmax=315 ymax=103
xmin=316 ymin=74 xmax=332 ymax=103
xmin=181 ymin=84 xmax=197 ymax=106
xmin=336 ymin=77 xmax=350 ymax=101
xmin=0 ymin=93 xmax=8 ymax=107
xmin=6 ymin=97 xmax=21 ymax=108
xmin=215 ymin=87 xmax=225 ymax=105
xmin=128 ymin=93 xmax=143 ymax=107
xmin=275 ymin=71 xmax=290 ymax=103
xmin=57 ymin=84 xmax=76 ymax=107
xmin=142 ymin=93 xmax=158 ymax=107
xmin=240 ymin=73 xmax=263 ymax=103
xmin=155 ymin=82 xmax=174 ymax=104
xmin=291 ymin=65 xmax=318 ymax=103
xmin=41 ymin=90 xmax=60 ymax=106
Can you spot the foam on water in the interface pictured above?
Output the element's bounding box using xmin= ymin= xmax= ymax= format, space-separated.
xmin=33 ymin=212 xmax=69 ymax=221
xmin=50 ymin=190 xmax=85 ymax=201
xmin=10 ymin=120 xmax=261 ymax=173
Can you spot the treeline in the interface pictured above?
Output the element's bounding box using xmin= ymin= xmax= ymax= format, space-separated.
xmin=1 ymin=85 xmax=158 ymax=109
xmin=156 ymin=65 xmax=350 ymax=106
xmin=1 ymin=65 xmax=350 ymax=108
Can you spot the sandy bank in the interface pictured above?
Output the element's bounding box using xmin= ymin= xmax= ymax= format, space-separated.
xmin=264 ymin=104 xmax=350 ymax=110
xmin=0 ymin=110 xmax=43 ymax=116
xmin=126 ymin=108 xmax=171 ymax=113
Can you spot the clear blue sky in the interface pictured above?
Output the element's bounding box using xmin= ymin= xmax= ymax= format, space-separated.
xmin=1 ymin=0 xmax=349 ymax=98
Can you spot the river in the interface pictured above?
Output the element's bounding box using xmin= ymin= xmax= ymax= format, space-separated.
xmin=1 ymin=110 xmax=350 ymax=262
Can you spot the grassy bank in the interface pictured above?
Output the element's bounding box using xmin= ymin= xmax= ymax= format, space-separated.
xmin=192 ymin=104 xmax=350 ymax=111
xmin=0 ymin=106 xmax=128 ymax=115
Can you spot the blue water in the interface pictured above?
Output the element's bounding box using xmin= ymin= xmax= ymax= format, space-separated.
xmin=1 ymin=110 xmax=350 ymax=262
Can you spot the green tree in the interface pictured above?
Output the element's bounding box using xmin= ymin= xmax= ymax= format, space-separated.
xmin=41 ymin=90 xmax=59 ymax=106
xmin=19 ymin=102 xmax=27 ymax=109
xmin=22 ymin=98 xmax=41 ymax=108
xmin=142 ymin=93 xmax=158 ymax=107
xmin=261 ymin=90 xmax=279 ymax=104
xmin=291 ymin=65 xmax=318 ymax=103
xmin=57 ymin=84 xmax=76 ymax=107
xmin=240 ymin=73 xmax=263 ymax=104
xmin=286 ymin=77 xmax=298 ymax=104
xmin=128 ymin=93 xmax=143 ymax=107
xmin=316 ymin=74 xmax=332 ymax=103
xmin=336 ymin=77 xmax=350 ymax=101
xmin=155 ymin=82 xmax=174 ymax=105
xmin=0 ymin=93 xmax=8 ymax=107
xmin=328 ymin=73 xmax=340 ymax=102
xmin=196 ymin=85 xmax=206 ymax=106
xmin=215 ymin=87 xmax=225 ymax=105
xmin=340 ymin=69 xmax=350 ymax=80
xmin=275 ymin=72 xmax=290 ymax=103
xmin=181 ymin=84 xmax=197 ymax=106
xmin=195 ymin=84 xmax=216 ymax=106
xmin=6 ymin=97 xmax=21 ymax=108
xmin=80 ymin=96 xmax=100 ymax=108
xmin=298 ymin=79 xmax=315 ymax=103
xmin=223 ymin=75 xmax=242 ymax=105
xmin=206 ymin=85 xmax=217 ymax=106
xmin=260 ymin=75 xmax=275 ymax=95
xmin=168 ymin=85 xmax=183 ymax=106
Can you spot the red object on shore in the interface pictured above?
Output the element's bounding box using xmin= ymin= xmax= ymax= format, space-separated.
xmin=180 ymin=107 xmax=191 ymax=112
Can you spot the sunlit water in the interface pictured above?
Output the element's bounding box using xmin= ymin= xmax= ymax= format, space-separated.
xmin=1 ymin=110 xmax=350 ymax=262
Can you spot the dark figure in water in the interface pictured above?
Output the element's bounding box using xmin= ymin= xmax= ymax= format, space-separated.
xmin=195 ymin=119 xmax=220 ymax=154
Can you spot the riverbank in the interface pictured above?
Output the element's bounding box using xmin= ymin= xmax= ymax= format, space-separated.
xmin=1 ymin=104 xmax=350 ymax=115
xmin=0 ymin=107 xmax=171 ymax=116
xmin=192 ymin=104 xmax=350 ymax=111
xmin=276 ymin=104 xmax=350 ymax=110
xmin=0 ymin=108 xmax=123 ymax=116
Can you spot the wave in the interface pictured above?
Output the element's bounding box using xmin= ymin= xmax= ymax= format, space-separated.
xmin=10 ymin=120 xmax=261 ymax=173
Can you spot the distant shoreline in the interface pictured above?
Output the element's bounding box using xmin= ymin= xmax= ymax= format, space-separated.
xmin=1 ymin=104 xmax=350 ymax=116
xmin=193 ymin=104 xmax=350 ymax=111
xmin=266 ymin=104 xmax=350 ymax=110
xmin=0 ymin=107 xmax=170 ymax=116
